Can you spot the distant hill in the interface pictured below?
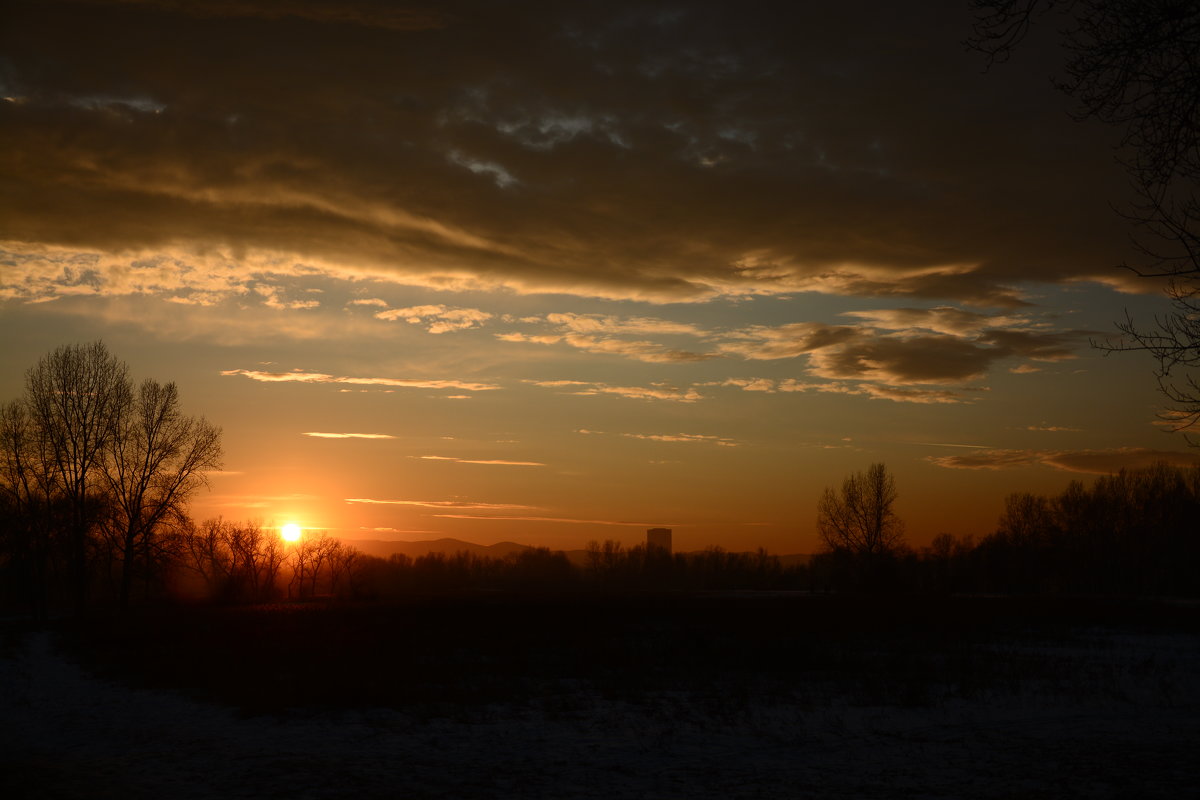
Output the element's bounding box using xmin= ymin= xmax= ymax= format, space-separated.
xmin=340 ymin=537 xmax=811 ymax=567
xmin=342 ymin=538 xmax=531 ymax=561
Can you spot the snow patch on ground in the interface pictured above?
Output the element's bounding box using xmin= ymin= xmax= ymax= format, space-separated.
xmin=2 ymin=630 xmax=1198 ymax=798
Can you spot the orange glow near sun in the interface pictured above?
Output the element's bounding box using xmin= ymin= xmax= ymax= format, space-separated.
xmin=281 ymin=523 xmax=302 ymax=542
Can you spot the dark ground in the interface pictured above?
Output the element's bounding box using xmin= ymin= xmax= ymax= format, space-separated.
xmin=2 ymin=593 xmax=1198 ymax=798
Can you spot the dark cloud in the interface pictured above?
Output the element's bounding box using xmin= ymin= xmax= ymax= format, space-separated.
xmin=0 ymin=0 xmax=1137 ymax=303
xmin=66 ymin=0 xmax=450 ymax=30
xmin=721 ymin=319 xmax=1088 ymax=384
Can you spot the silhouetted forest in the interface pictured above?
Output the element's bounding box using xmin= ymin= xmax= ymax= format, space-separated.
xmin=3 ymin=343 xmax=1199 ymax=617
xmin=4 ymin=459 xmax=1198 ymax=613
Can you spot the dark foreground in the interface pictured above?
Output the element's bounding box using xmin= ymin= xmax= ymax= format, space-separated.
xmin=2 ymin=594 xmax=1198 ymax=798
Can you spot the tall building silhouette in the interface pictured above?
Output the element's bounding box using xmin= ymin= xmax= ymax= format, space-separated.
xmin=646 ymin=527 xmax=672 ymax=555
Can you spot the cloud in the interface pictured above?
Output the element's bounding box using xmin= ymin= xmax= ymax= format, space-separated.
xmin=841 ymin=306 xmax=1030 ymax=336
xmin=543 ymin=313 xmax=707 ymax=337
xmin=928 ymin=447 xmax=1200 ymax=474
xmin=416 ymin=456 xmax=545 ymax=467
xmin=254 ymin=284 xmax=320 ymax=310
xmin=495 ymin=332 xmax=565 ymax=345
xmin=576 ymin=429 xmax=739 ymax=446
xmin=556 ymin=334 xmax=713 ymax=363
xmin=497 ymin=312 xmax=714 ymax=362
xmin=63 ymin=0 xmax=451 ymax=31
xmin=221 ymin=368 xmax=499 ymax=392
xmin=806 ymin=334 xmax=1003 ymax=383
xmin=499 ymin=331 xmax=713 ymax=363
xmin=718 ymin=323 xmax=860 ymax=360
xmin=524 ymin=379 xmax=702 ymax=403
xmin=301 ymin=432 xmax=395 ymax=439
xmin=0 ymin=2 xmax=1140 ymax=308
xmin=720 ymin=319 xmax=1086 ymax=386
xmin=374 ymin=304 xmax=492 ymax=333
xmin=345 ymin=498 xmax=539 ymax=510
xmin=699 ymin=377 xmax=778 ymax=392
xmin=430 ymin=514 xmax=659 ymax=526
xmin=346 ymin=297 xmax=388 ymax=307
xmin=779 ymin=379 xmax=969 ymax=404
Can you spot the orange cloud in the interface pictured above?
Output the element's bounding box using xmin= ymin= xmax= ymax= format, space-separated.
xmin=221 ymin=368 xmax=499 ymax=392
xmin=415 ymin=456 xmax=545 ymax=467
xmin=302 ymin=432 xmax=395 ymax=439
xmin=346 ymin=498 xmax=540 ymax=510
xmin=374 ymin=304 xmax=492 ymax=333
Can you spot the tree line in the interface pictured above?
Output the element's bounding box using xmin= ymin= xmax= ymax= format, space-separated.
xmin=3 ymin=343 xmax=1198 ymax=614
xmin=807 ymin=461 xmax=1200 ymax=597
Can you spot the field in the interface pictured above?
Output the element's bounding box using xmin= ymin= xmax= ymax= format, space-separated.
xmin=3 ymin=594 xmax=1198 ymax=798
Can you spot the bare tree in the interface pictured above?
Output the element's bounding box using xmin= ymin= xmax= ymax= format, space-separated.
xmin=816 ymin=463 xmax=905 ymax=557
xmin=102 ymin=379 xmax=222 ymax=607
xmin=180 ymin=518 xmax=286 ymax=602
xmin=0 ymin=400 xmax=60 ymax=615
xmin=24 ymin=342 xmax=130 ymax=612
xmin=968 ymin=1 xmax=1200 ymax=440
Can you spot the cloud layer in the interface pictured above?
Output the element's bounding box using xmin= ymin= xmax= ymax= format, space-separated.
xmin=1 ymin=0 xmax=1136 ymax=307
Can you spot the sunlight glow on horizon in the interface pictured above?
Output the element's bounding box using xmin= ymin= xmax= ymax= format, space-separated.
xmin=281 ymin=523 xmax=302 ymax=542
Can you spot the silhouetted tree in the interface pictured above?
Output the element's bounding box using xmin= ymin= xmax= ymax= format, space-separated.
xmin=180 ymin=518 xmax=288 ymax=602
xmin=974 ymin=462 xmax=1200 ymax=594
xmin=23 ymin=342 xmax=130 ymax=612
xmin=0 ymin=400 xmax=60 ymax=615
xmin=969 ymin=1 xmax=1200 ymax=440
xmin=1 ymin=343 xmax=226 ymax=611
xmin=817 ymin=463 xmax=905 ymax=558
xmin=102 ymin=379 xmax=222 ymax=607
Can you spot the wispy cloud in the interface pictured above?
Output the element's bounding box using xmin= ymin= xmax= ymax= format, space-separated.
xmin=346 ymin=498 xmax=540 ymax=510
xmin=928 ymin=447 xmax=1200 ymax=474
xmin=841 ymin=306 xmax=1032 ymax=336
xmin=495 ymin=312 xmax=714 ymax=363
xmin=710 ymin=377 xmax=974 ymax=404
xmin=543 ymin=312 xmax=708 ymax=337
xmin=374 ymin=303 xmax=492 ymax=333
xmin=717 ymin=323 xmax=859 ymax=360
xmin=302 ymin=432 xmax=396 ymax=439
xmin=524 ymin=379 xmax=702 ymax=403
xmin=254 ymin=284 xmax=320 ymax=310
xmin=415 ymin=456 xmax=545 ymax=467
xmin=221 ymin=368 xmax=499 ymax=392
xmin=430 ymin=514 xmax=662 ymax=526
xmin=698 ymin=377 xmax=778 ymax=392
xmin=798 ymin=381 xmax=971 ymax=405
xmin=499 ymin=332 xmax=712 ymax=362
xmin=577 ymin=429 xmax=739 ymax=447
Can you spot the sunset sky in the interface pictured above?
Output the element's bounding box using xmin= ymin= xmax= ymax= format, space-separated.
xmin=2 ymin=0 xmax=1197 ymax=553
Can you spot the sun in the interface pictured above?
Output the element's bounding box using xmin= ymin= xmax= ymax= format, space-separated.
xmin=280 ymin=523 xmax=302 ymax=542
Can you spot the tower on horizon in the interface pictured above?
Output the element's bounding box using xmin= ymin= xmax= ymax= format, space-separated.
xmin=646 ymin=527 xmax=672 ymax=555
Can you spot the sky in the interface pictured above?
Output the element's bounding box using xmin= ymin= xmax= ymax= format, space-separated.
xmin=2 ymin=0 xmax=1198 ymax=553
